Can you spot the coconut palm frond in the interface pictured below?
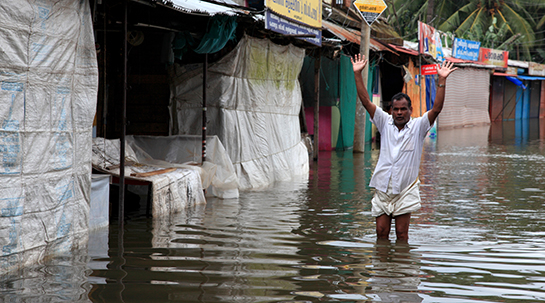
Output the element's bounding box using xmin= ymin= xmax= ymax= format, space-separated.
xmin=438 ymin=2 xmax=478 ymax=32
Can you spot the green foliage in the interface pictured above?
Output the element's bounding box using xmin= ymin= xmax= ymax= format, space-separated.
xmin=383 ymin=0 xmax=545 ymax=62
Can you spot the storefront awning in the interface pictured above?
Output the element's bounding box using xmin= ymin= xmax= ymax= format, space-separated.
xmin=493 ymin=72 xmax=517 ymax=77
xmin=506 ymin=76 xmax=526 ymax=88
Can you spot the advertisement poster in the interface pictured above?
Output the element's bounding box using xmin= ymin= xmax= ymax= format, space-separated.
xmin=418 ymin=21 xmax=443 ymax=61
xmin=452 ymin=38 xmax=480 ymax=61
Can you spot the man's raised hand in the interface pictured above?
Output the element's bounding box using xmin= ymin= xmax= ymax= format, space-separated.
xmin=438 ymin=60 xmax=458 ymax=79
xmin=351 ymin=54 xmax=368 ymax=74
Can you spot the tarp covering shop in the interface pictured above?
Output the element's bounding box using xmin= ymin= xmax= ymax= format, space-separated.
xmin=513 ymin=75 xmax=544 ymax=120
xmin=304 ymin=20 xmax=387 ymax=150
xmin=91 ymin=0 xmax=246 ymax=217
xmin=300 ymin=53 xmax=380 ymax=150
xmin=438 ymin=66 xmax=491 ymax=129
xmin=0 ymin=0 xmax=98 ymax=273
xmin=92 ymin=136 xmax=215 ymax=217
xmin=436 ymin=57 xmax=494 ymax=129
xmin=169 ymin=35 xmax=310 ymax=190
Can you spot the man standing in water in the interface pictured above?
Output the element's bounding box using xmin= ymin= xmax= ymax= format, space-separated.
xmin=351 ymin=54 xmax=457 ymax=241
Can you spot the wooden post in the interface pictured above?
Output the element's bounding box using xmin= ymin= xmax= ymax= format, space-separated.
xmin=119 ymin=0 xmax=128 ymax=225
xmin=202 ymin=54 xmax=207 ymax=163
xmin=313 ymin=50 xmax=320 ymax=161
xmin=354 ymin=21 xmax=370 ymax=152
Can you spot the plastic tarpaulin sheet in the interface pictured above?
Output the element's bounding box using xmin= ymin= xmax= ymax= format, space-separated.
xmin=336 ymin=55 xmax=357 ymax=150
xmin=0 ymin=0 xmax=98 ymax=273
xmin=438 ymin=68 xmax=491 ymax=129
xmin=169 ymin=35 xmax=309 ymax=189
xmin=127 ymin=135 xmax=239 ymax=199
xmin=92 ymin=138 xmax=206 ymax=217
xmin=425 ymin=75 xmax=436 ymax=111
xmin=300 ymin=55 xmax=339 ymax=107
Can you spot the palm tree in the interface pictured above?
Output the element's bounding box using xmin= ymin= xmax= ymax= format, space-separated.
xmin=384 ymin=0 xmax=462 ymax=41
xmin=384 ymin=0 xmax=545 ymax=62
xmin=437 ymin=0 xmax=544 ymax=61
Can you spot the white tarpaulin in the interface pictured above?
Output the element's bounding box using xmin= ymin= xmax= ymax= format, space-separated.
xmin=169 ymin=35 xmax=309 ymax=189
xmin=0 ymin=0 xmax=98 ymax=272
xmin=92 ymin=137 xmax=207 ymax=217
xmin=127 ymin=135 xmax=239 ymax=199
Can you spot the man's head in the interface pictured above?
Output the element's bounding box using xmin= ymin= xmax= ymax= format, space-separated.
xmin=391 ymin=92 xmax=412 ymax=129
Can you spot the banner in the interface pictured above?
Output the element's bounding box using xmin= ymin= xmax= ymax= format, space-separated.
xmin=418 ymin=21 xmax=443 ymax=61
xmin=479 ymin=48 xmax=508 ymax=68
xmin=452 ymin=38 xmax=480 ymax=61
xmin=266 ymin=0 xmax=321 ymax=28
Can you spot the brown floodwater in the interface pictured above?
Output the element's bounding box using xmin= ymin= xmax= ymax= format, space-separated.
xmin=1 ymin=119 xmax=544 ymax=302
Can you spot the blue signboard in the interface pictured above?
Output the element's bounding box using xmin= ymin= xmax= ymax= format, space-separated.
xmin=265 ymin=10 xmax=321 ymax=46
xmin=452 ymin=38 xmax=480 ymax=61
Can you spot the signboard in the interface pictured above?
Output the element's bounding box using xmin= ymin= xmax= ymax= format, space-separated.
xmin=479 ymin=48 xmax=508 ymax=68
xmin=353 ymin=0 xmax=387 ymax=26
xmin=452 ymin=38 xmax=480 ymax=61
xmin=529 ymin=62 xmax=545 ymax=76
xmin=421 ymin=64 xmax=438 ymax=75
xmin=418 ymin=21 xmax=443 ymax=61
xmin=265 ymin=0 xmax=321 ymax=29
xmin=265 ymin=10 xmax=321 ymax=46
xmin=506 ymin=66 xmax=518 ymax=75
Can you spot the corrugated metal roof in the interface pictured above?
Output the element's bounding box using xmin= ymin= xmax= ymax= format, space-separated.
xmin=508 ymin=59 xmax=528 ymax=68
xmin=159 ymin=0 xmax=242 ymax=16
xmin=322 ymin=20 xmax=386 ymax=52
xmin=388 ymin=43 xmax=418 ymax=56
xmin=446 ymin=57 xmax=498 ymax=69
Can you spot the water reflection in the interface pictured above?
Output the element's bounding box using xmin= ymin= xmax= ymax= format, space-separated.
xmin=0 ymin=119 xmax=544 ymax=303
xmin=300 ymin=239 xmax=423 ymax=303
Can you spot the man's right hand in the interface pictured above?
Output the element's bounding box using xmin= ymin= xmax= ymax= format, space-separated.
xmin=351 ymin=54 xmax=368 ymax=74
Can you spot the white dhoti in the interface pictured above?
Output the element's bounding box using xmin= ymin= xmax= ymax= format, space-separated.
xmin=371 ymin=179 xmax=421 ymax=217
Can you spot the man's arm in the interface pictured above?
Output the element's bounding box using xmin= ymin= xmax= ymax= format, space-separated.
xmin=351 ymin=54 xmax=376 ymax=119
xmin=428 ymin=60 xmax=458 ymax=125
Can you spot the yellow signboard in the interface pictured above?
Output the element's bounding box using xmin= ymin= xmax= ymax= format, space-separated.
xmin=266 ymin=0 xmax=322 ymax=29
xmin=353 ymin=0 xmax=387 ymax=25
xmin=353 ymin=0 xmax=387 ymax=13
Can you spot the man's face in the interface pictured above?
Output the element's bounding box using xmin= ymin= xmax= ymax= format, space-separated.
xmin=391 ymin=98 xmax=412 ymax=128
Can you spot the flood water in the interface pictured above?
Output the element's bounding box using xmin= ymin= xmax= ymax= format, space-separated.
xmin=1 ymin=119 xmax=545 ymax=302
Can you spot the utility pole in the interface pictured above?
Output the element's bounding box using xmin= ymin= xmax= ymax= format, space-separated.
xmin=353 ymin=21 xmax=370 ymax=152
xmin=352 ymin=0 xmax=386 ymax=152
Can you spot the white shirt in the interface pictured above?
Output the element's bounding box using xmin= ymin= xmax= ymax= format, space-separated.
xmin=369 ymin=107 xmax=432 ymax=194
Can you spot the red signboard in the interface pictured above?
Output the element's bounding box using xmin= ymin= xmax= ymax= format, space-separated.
xmin=479 ymin=48 xmax=508 ymax=68
xmin=421 ymin=64 xmax=438 ymax=75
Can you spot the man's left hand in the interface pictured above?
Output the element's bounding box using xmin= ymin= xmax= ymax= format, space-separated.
xmin=438 ymin=60 xmax=457 ymax=79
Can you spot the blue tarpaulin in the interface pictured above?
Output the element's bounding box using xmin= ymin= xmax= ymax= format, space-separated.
xmin=506 ymin=76 xmax=526 ymax=89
